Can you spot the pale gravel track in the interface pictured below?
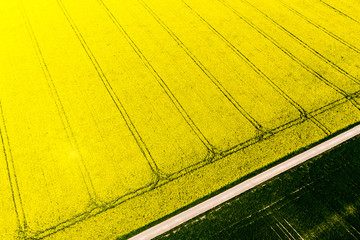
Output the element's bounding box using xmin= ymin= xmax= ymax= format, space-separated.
xmin=130 ymin=123 xmax=360 ymax=240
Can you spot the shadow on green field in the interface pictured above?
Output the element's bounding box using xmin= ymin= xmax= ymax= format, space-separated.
xmin=156 ymin=128 xmax=360 ymax=239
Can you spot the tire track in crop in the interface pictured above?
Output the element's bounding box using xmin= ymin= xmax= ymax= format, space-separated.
xmin=217 ymin=0 xmax=360 ymax=111
xmin=317 ymin=0 xmax=360 ymax=24
xmin=26 ymin=90 xmax=358 ymax=239
xmin=219 ymin=0 xmax=350 ymax=96
xmin=307 ymin=184 xmax=360 ymax=238
xmin=96 ymin=0 xmax=217 ymax=156
xmin=56 ymin=0 xmax=164 ymax=181
xmin=221 ymin=87 xmax=358 ymax=156
xmin=182 ymin=0 xmax=331 ymax=135
xmin=278 ymin=0 xmax=360 ymax=54
xmin=238 ymin=0 xmax=360 ymax=86
xmin=31 ymin=89 xmax=360 ymax=239
xmin=18 ymin=0 xmax=97 ymax=202
xmin=28 ymin=181 xmax=155 ymax=239
xmin=138 ymin=0 xmax=266 ymax=136
xmin=0 ymin=102 xmax=27 ymax=237
xmin=209 ymin=184 xmax=310 ymax=239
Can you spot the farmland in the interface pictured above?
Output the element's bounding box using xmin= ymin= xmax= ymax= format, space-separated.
xmin=0 ymin=0 xmax=359 ymax=239
xmin=155 ymin=132 xmax=360 ymax=239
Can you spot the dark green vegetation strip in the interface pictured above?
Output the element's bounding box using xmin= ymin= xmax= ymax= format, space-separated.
xmin=156 ymin=133 xmax=360 ymax=239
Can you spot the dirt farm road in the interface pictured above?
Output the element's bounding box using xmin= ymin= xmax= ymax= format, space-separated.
xmin=131 ymin=124 xmax=360 ymax=240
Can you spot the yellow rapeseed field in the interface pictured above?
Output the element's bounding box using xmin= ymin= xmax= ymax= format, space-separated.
xmin=0 ymin=0 xmax=359 ymax=238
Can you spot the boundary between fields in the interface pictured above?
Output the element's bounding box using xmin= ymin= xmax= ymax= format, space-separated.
xmin=130 ymin=124 xmax=360 ymax=240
